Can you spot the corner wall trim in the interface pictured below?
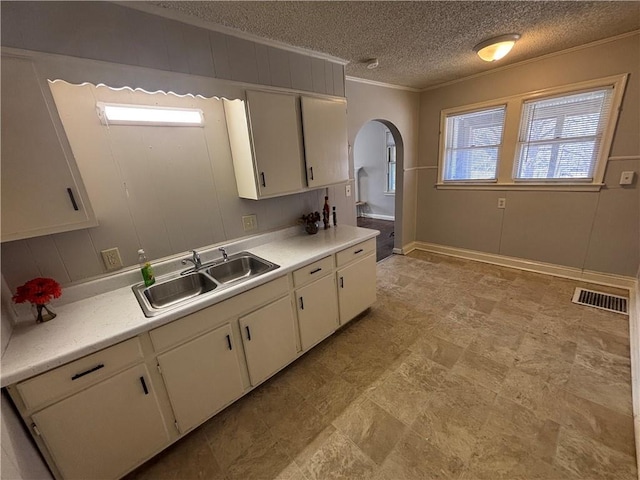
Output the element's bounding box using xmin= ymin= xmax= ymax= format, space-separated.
xmin=410 ymin=241 xmax=636 ymax=289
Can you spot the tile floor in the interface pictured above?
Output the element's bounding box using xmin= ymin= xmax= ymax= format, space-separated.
xmin=127 ymin=251 xmax=636 ymax=480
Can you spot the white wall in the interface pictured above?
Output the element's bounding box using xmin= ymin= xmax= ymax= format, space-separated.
xmin=353 ymin=121 xmax=396 ymax=219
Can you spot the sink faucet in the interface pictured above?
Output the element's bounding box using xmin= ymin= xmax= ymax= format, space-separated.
xmin=181 ymin=250 xmax=202 ymax=272
xmin=219 ymin=247 xmax=229 ymax=262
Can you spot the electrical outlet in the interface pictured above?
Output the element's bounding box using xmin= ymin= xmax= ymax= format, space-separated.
xmin=497 ymin=198 xmax=506 ymax=209
xmin=345 ymin=185 xmax=352 ymax=197
xmin=620 ymin=171 xmax=635 ymax=185
xmin=101 ymin=248 xmax=123 ymax=271
xmin=242 ymin=214 xmax=258 ymax=232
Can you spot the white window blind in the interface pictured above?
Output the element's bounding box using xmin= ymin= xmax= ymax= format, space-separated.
xmin=443 ymin=106 xmax=506 ymax=181
xmin=514 ymin=88 xmax=614 ymax=180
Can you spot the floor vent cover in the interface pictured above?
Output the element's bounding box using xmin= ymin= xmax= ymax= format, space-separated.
xmin=572 ymin=287 xmax=628 ymax=315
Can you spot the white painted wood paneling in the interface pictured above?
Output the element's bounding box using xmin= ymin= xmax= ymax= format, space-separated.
xmin=227 ymin=37 xmax=259 ymax=84
xmin=325 ymin=60 xmax=335 ymax=95
xmin=52 ymin=230 xmax=103 ymax=281
xmin=210 ymin=31 xmax=231 ymax=79
xmin=131 ymin=12 xmax=171 ymax=71
xmin=333 ymin=63 xmax=345 ymax=96
xmin=182 ymin=28 xmax=215 ymax=78
xmin=268 ymin=47 xmax=292 ymax=89
xmin=311 ymin=58 xmax=327 ymax=94
xmin=25 ymin=236 xmax=71 ymax=285
xmin=255 ymin=43 xmax=272 ymax=86
xmin=162 ymin=21 xmax=191 ymax=74
xmin=289 ymin=52 xmax=313 ymax=92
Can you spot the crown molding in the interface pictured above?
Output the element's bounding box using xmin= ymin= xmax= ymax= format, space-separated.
xmin=345 ymin=76 xmax=420 ymax=92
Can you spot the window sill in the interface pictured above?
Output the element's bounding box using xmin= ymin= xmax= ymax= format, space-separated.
xmin=435 ymin=183 xmax=605 ymax=192
xmin=383 ymin=191 xmax=396 ymax=196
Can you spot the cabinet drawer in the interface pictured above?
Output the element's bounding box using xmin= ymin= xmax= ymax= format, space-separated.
xmin=16 ymin=338 xmax=143 ymax=412
xmin=292 ymin=256 xmax=334 ymax=287
xmin=336 ymin=238 xmax=376 ymax=267
xmin=150 ymin=275 xmax=289 ymax=352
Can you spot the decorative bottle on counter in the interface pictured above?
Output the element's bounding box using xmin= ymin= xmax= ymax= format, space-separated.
xmin=138 ymin=249 xmax=155 ymax=287
xmin=323 ymin=196 xmax=330 ymax=229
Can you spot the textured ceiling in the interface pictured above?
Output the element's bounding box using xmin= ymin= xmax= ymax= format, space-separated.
xmin=144 ymin=1 xmax=640 ymax=89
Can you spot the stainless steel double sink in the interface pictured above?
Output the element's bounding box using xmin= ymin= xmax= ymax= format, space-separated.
xmin=132 ymin=252 xmax=279 ymax=317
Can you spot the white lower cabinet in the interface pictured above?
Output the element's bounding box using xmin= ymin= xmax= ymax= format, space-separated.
xmin=296 ymin=274 xmax=339 ymax=350
xmin=239 ymin=296 xmax=297 ymax=386
xmin=31 ymin=363 xmax=169 ymax=480
xmin=156 ymin=323 xmax=244 ymax=434
xmin=337 ymin=252 xmax=377 ymax=324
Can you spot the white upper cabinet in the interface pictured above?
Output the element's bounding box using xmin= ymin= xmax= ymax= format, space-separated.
xmin=301 ymin=96 xmax=349 ymax=188
xmin=224 ymin=91 xmax=305 ymax=199
xmin=225 ymin=91 xmax=349 ymax=200
xmin=1 ymin=54 xmax=97 ymax=242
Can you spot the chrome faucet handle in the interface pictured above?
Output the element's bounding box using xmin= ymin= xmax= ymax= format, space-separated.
xmin=219 ymin=247 xmax=229 ymax=261
xmin=181 ymin=250 xmax=202 ymax=269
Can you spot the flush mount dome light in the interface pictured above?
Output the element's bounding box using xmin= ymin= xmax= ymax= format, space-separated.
xmin=474 ymin=34 xmax=520 ymax=62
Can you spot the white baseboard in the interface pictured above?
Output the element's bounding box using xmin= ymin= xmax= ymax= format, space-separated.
xmin=404 ymin=241 xmax=636 ymax=290
xmin=361 ymin=213 xmax=395 ymax=221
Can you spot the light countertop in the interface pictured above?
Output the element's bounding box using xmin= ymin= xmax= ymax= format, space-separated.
xmin=1 ymin=225 xmax=378 ymax=387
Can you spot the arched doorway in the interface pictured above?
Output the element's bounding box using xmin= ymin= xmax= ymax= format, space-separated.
xmin=353 ymin=120 xmax=403 ymax=261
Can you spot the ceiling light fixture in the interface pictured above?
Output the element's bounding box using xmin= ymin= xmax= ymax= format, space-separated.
xmin=473 ymin=34 xmax=520 ymax=62
xmin=366 ymin=58 xmax=379 ymax=70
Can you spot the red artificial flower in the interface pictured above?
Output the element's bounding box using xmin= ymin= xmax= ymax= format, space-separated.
xmin=12 ymin=278 xmax=62 ymax=305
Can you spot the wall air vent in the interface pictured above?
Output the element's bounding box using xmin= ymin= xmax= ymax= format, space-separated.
xmin=572 ymin=287 xmax=628 ymax=315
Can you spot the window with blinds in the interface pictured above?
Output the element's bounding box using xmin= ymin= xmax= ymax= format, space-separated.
xmin=443 ymin=106 xmax=506 ymax=181
xmin=514 ymin=88 xmax=614 ymax=180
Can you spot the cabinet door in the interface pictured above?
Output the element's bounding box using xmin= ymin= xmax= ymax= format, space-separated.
xmin=1 ymin=55 xmax=96 ymax=242
xmin=301 ymin=97 xmax=349 ymax=188
xmin=247 ymin=91 xmax=305 ymax=197
xmin=337 ymin=253 xmax=377 ymax=325
xmin=32 ymin=364 xmax=169 ymax=480
xmin=296 ymin=274 xmax=339 ymax=350
xmin=157 ymin=323 xmax=244 ymax=433
xmin=239 ymin=296 xmax=297 ymax=386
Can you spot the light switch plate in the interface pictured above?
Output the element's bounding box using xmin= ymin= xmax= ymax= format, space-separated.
xmin=345 ymin=185 xmax=352 ymax=197
xmin=620 ymin=171 xmax=635 ymax=185
xmin=101 ymin=248 xmax=123 ymax=271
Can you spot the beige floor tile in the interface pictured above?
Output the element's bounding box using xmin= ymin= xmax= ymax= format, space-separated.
xmin=126 ymin=428 xmax=225 ymax=480
xmin=202 ymin=393 xmax=269 ymax=469
xmin=513 ymin=332 xmax=576 ymax=385
xmin=306 ymin=375 xmax=359 ymax=420
xmin=575 ymin=324 xmax=631 ymax=358
xmin=268 ymin=401 xmax=333 ymax=457
xmin=498 ymin=368 xmax=565 ymax=422
xmin=466 ymin=323 xmax=523 ymax=367
xmin=565 ymin=363 xmax=633 ymax=415
xmin=574 ymin=342 xmax=631 ymax=381
xmin=410 ymin=373 xmax=496 ymax=461
xmin=396 ymin=351 xmax=451 ymax=392
xmin=480 ymin=396 xmax=561 ymax=463
xmin=378 ymin=429 xmax=465 ymax=480
xmin=299 ymin=430 xmax=377 ymax=480
xmin=558 ymin=391 xmax=636 ymax=457
xmin=451 ymin=349 xmax=509 ymax=393
xmin=332 ymin=397 xmax=406 ymax=465
xmin=368 ymin=372 xmax=432 ymax=426
xmin=408 ymin=334 xmax=464 ymax=368
xmin=554 ymin=427 xmax=636 ymax=480
xmin=224 ymin=434 xmax=292 ymax=480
